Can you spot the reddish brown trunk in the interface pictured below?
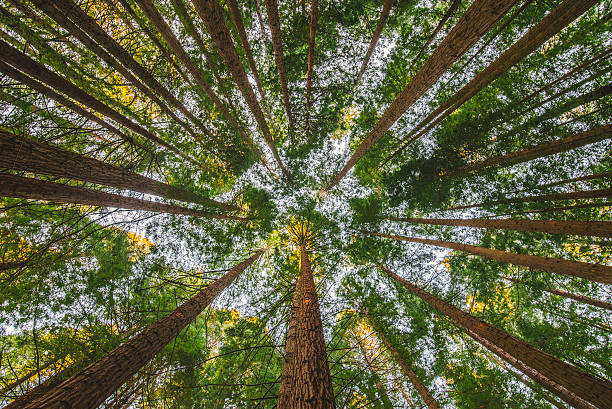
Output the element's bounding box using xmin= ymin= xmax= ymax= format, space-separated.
xmin=22 ymin=250 xmax=264 ymax=409
xmin=379 ymin=265 xmax=612 ymax=409
xmin=0 ymin=174 xmax=246 ymax=221
xmin=387 ymin=216 xmax=612 ymax=238
xmin=265 ymin=0 xmax=294 ymax=131
xmin=326 ymin=0 xmax=516 ymax=190
xmin=0 ymin=131 xmax=239 ymax=212
xmin=446 ymin=188 xmax=612 ymax=211
xmin=304 ymin=0 xmax=319 ymax=138
xmin=277 ymin=244 xmax=335 ymax=408
xmin=366 ymin=231 xmax=612 ymax=284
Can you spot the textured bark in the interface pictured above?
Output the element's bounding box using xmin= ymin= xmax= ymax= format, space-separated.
xmin=22 ymin=250 xmax=264 ymax=409
xmin=367 ymin=231 xmax=612 ymax=284
xmin=304 ymin=0 xmax=319 ymax=138
xmin=277 ymin=244 xmax=335 ymax=408
xmin=0 ymin=174 xmax=246 ymax=221
xmin=387 ymin=216 xmax=612 ymax=238
xmin=326 ymin=0 xmax=516 ymax=190
xmin=379 ymin=265 xmax=612 ymax=409
xmin=446 ymin=188 xmax=612 ymax=211
xmin=444 ymin=124 xmax=612 ymax=179
xmin=393 ymin=0 xmax=598 ymax=155
xmin=501 ymin=276 xmax=612 ymax=311
xmin=192 ymin=0 xmax=290 ymax=179
xmin=265 ymin=0 xmax=294 ymax=131
xmin=0 ymin=131 xmax=238 ymax=211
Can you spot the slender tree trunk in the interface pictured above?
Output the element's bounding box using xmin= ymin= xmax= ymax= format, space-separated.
xmin=326 ymin=0 xmax=516 ymax=190
xmin=496 ymin=201 xmax=612 ymax=217
xmin=508 ymin=172 xmax=612 ymax=195
xmin=22 ymin=250 xmax=264 ymax=409
xmin=304 ymin=0 xmax=319 ymax=139
xmin=265 ymin=0 xmax=294 ymax=132
xmin=501 ymin=276 xmax=612 ymax=311
xmin=192 ymin=0 xmax=290 ymax=179
xmin=277 ymin=244 xmax=335 ymax=408
xmin=387 ymin=216 xmax=612 ymax=238
xmin=0 ymin=174 xmax=246 ymax=221
xmin=379 ymin=265 xmax=612 ymax=409
xmin=0 ymin=131 xmax=238 ymax=211
xmin=354 ymin=0 xmax=394 ymax=88
xmin=365 ymin=231 xmax=612 ymax=284
xmin=445 ymin=188 xmax=612 ymax=211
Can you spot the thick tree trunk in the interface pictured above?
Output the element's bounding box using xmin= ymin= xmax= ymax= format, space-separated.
xmin=379 ymin=265 xmax=612 ymax=409
xmin=22 ymin=250 xmax=264 ymax=409
xmin=192 ymin=0 xmax=290 ymax=179
xmin=265 ymin=0 xmax=294 ymax=132
xmin=0 ymin=174 xmax=246 ymax=221
xmin=501 ymin=276 xmax=612 ymax=311
xmin=445 ymin=188 xmax=612 ymax=211
xmin=354 ymin=0 xmax=394 ymax=88
xmin=387 ymin=216 xmax=612 ymax=238
xmin=326 ymin=0 xmax=516 ymax=190
xmin=0 ymin=131 xmax=238 ymax=211
xmin=277 ymin=244 xmax=335 ymax=408
xmin=366 ymin=231 xmax=612 ymax=284
xmin=304 ymin=0 xmax=319 ymax=139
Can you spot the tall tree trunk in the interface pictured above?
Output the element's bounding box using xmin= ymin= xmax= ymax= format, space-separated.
xmin=498 ymin=201 xmax=612 ymax=217
xmin=277 ymin=244 xmax=335 ymax=408
xmin=365 ymin=231 xmax=612 ymax=284
xmin=0 ymin=174 xmax=246 ymax=221
xmin=363 ymin=310 xmax=440 ymax=409
xmin=379 ymin=265 xmax=612 ymax=409
xmin=265 ymin=0 xmax=294 ymax=132
xmin=326 ymin=0 xmax=516 ymax=190
xmin=354 ymin=0 xmax=394 ymax=88
xmin=0 ymin=131 xmax=238 ymax=212
xmin=387 ymin=216 xmax=612 ymax=238
xmin=21 ymin=250 xmax=264 ymax=409
xmin=304 ymin=0 xmax=319 ymax=139
xmin=508 ymin=172 xmax=612 ymax=195
xmin=192 ymin=0 xmax=290 ymax=179
xmin=501 ymin=276 xmax=612 ymax=311
xmin=391 ymin=0 xmax=598 ymax=156
xmin=445 ymin=188 xmax=612 ymax=211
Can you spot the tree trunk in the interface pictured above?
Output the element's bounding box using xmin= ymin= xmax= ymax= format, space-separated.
xmin=366 ymin=231 xmax=612 ymax=284
xmin=22 ymin=250 xmax=264 ymax=409
xmin=326 ymin=0 xmax=516 ymax=190
xmin=0 ymin=130 xmax=238 ymax=211
xmin=497 ymin=201 xmax=612 ymax=217
xmin=304 ymin=0 xmax=319 ymax=139
xmin=265 ymin=0 xmax=294 ymax=132
xmin=0 ymin=174 xmax=246 ymax=221
xmin=445 ymin=188 xmax=612 ymax=211
xmin=508 ymin=172 xmax=612 ymax=194
xmin=192 ymin=0 xmax=290 ymax=179
xmin=354 ymin=0 xmax=394 ymax=88
xmin=387 ymin=216 xmax=612 ymax=238
xmin=501 ymin=276 xmax=612 ymax=311
xmin=379 ymin=265 xmax=612 ymax=409
xmin=277 ymin=244 xmax=335 ymax=408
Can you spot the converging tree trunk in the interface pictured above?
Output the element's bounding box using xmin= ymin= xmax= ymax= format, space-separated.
xmin=326 ymin=0 xmax=516 ymax=190
xmin=21 ymin=250 xmax=264 ymax=409
xmin=387 ymin=216 xmax=612 ymax=238
xmin=0 ymin=131 xmax=239 ymax=212
xmin=277 ymin=243 xmax=335 ymax=408
xmin=377 ymin=265 xmax=612 ymax=408
xmin=0 ymin=174 xmax=246 ymax=221
xmin=366 ymin=231 xmax=612 ymax=284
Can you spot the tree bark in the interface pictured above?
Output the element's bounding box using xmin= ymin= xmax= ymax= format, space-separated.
xmin=445 ymin=188 xmax=612 ymax=211
xmin=0 ymin=130 xmax=238 ymax=211
xmin=22 ymin=250 xmax=264 ymax=409
xmin=277 ymin=244 xmax=335 ymax=408
xmin=192 ymin=0 xmax=290 ymax=179
xmin=0 ymin=174 xmax=246 ymax=221
xmin=387 ymin=216 xmax=612 ymax=238
xmin=326 ymin=0 xmax=516 ymax=190
xmin=265 ymin=0 xmax=294 ymax=132
xmin=304 ymin=0 xmax=319 ymax=139
xmin=366 ymin=231 xmax=612 ymax=284
xmin=379 ymin=265 xmax=612 ymax=409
